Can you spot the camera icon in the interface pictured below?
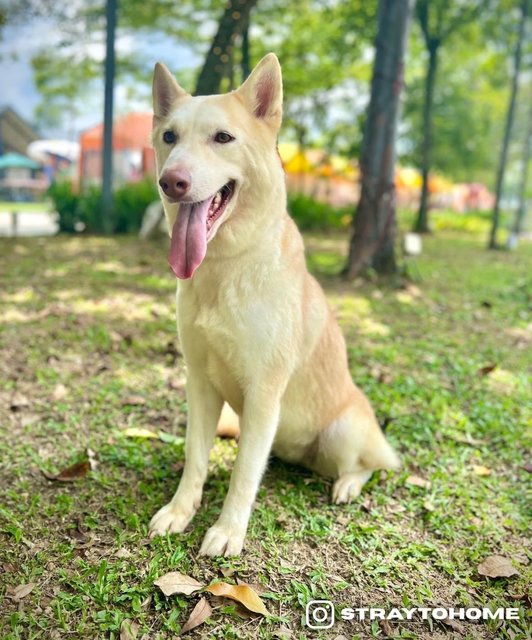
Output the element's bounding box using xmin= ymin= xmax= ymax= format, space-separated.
xmin=305 ymin=600 xmax=335 ymax=629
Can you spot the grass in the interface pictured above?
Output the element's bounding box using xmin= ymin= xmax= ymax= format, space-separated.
xmin=0 ymin=227 xmax=530 ymax=639
xmin=0 ymin=201 xmax=51 ymax=213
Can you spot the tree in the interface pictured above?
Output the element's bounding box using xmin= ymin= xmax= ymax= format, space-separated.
xmin=195 ymin=0 xmax=258 ymax=95
xmin=488 ymin=0 xmax=530 ymax=249
xmin=345 ymin=0 xmax=413 ymax=279
xmin=412 ymin=0 xmax=491 ymax=233
xmin=512 ymin=96 xmax=532 ymax=238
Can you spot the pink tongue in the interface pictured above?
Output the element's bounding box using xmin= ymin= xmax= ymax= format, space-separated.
xmin=168 ymin=199 xmax=213 ymax=279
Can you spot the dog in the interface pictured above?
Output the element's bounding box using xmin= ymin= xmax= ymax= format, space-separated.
xmin=149 ymin=53 xmax=400 ymax=556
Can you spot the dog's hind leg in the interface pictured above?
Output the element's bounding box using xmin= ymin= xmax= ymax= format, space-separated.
xmin=150 ymin=372 xmax=223 ymax=536
xmin=314 ymin=399 xmax=400 ymax=505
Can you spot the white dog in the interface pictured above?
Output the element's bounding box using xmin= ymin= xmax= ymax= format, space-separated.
xmin=149 ymin=53 xmax=399 ymax=556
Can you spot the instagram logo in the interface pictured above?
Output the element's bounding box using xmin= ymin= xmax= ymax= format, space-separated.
xmin=305 ymin=600 xmax=335 ymax=629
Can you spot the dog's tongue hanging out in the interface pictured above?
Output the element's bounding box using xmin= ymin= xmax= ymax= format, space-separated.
xmin=168 ymin=199 xmax=212 ymax=279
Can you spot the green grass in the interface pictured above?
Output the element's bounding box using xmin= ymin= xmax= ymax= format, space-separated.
xmin=0 ymin=201 xmax=51 ymax=213
xmin=0 ymin=229 xmax=530 ymax=639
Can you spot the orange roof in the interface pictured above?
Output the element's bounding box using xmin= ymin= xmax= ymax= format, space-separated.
xmin=80 ymin=112 xmax=153 ymax=152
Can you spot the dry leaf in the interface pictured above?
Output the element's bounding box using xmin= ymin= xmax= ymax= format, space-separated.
xmin=9 ymin=582 xmax=35 ymax=600
xmin=206 ymin=581 xmax=269 ymax=616
xmin=405 ymin=475 xmax=432 ymax=489
xmin=180 ymin=597 xmax=212 ymax=634
xmin=121 ymin=395 xmax=146 ymax=406
xmin=473 ymin=465 xmax=492 ymax=476
xmin=441 ymin=616 xmax=465 ymax=633
xmin=379 ymin=619 xmax=394 ymax=637
xmin=120 ymin=619 xmax=139 ymax=640
xmin=273 ymin=627 xmax=294 ymax=638
xmin=43 ymin=460 xmax=90 ymax=482
xmin=154 ymin=572 xmax=204 ymax=596
xmin=423 ymin=500 xmax=435 ymax=512
xmin=220 ymin=567 xmax=235 ymax=578
xmin=10 ymin=392 xmax=29 ymax=411
xmin=477 ymin=555 xmax=519 ymax=578
xmin=122 ymin=427 xmax=158 ymax=439
xmin=477 ymin=363 xmax=497 ymax=376
xmin=52 ymin=383 xmax=68 ymax=401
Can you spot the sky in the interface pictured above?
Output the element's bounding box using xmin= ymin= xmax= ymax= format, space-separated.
xmin=0 ymin=17 xmax=200 ymax=141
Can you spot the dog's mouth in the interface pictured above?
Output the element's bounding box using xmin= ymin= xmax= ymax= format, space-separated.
xmin=207 ymin=181 xmax=235 ymax=237
xmin=168 ymin=180 xmax=236 ymax=280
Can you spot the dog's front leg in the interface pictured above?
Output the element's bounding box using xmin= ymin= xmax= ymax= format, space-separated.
xmin=199 ymin=389 xmax=281 ymax=556
xmin=150 ymin=372 xmax=223 ymax=536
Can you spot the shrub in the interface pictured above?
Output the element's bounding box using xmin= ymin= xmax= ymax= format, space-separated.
xmin=48 ymin=179 xmax=159 ymax=234
xmin=47 ymin=181 xmax=80 ymax=232
xmin=287 ymin=193 xmax=351 ymax=231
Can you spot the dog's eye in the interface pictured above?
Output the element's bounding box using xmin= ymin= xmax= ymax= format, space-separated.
xmin=162 ymin=130 xmax=177 ymax=144
xmin=214 ymin=131 xmax=234 ymax=144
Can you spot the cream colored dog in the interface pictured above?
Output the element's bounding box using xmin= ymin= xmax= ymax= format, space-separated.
xmin=149 ymin=53 xmax=400 ymax=556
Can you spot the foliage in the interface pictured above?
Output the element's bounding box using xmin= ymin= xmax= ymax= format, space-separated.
xmin=48 ymin=179 xmax=158 ymax=234
xmin=287 ymin=193 xmax=351 ymax=231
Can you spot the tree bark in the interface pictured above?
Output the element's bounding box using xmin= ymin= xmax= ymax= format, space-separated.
xmin=195 ymin=0 xmax=258 ymax=96
xmin=512 ymin=97 xmax=532 ymax=237
xmin=345 ymin=0 xmax=413 ymax=279
xmin=488 ymin=0 xmax=529 ymax=249
xmin=414 ymin=42 xmax=439 ymax=233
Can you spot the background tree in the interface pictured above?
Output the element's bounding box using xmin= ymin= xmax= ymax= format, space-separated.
xmin=412 ymin=0 xmax=491 ymax=233
xmin=345 ymin=0 xmax=413 ymax=279
xmin=488 ymin=0 xmax=530 ymax=249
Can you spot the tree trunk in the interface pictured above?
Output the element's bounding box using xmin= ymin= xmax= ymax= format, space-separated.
xmin=512 ymin=97 xmax=532 ymax=237
xmin=101 ymin=0 xmax=117 ymax=234
xmin=413 ymin=41 xmax=439 ymax=233
xmin=488 ymin=0 xmax=529 ymax=249
xmin=345 ymin=0 xmax=413 ymax=279
xmin=195 ymin=0 xmax=258 ymax=96
xmin=241 ymin=23 xmax=251 ymax=81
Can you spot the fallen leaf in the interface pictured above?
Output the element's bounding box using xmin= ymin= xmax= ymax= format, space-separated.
xmin=477 ymin=363 xmax=497 ymax=376
xmin=521 ymin=463 xmax=532 ymax=473
xmin=42 ymin=459 xmax=90 ymax=482
xmin=405 ymin=475 xmax=432 ymax=489
xmin=8 ymin=582 xmax=35 ymax=600
xmin=441 ymin=616 xmax=465 ymax=633
xmin=122 ymin=427 xmax=158 ymax=439
xmin=120 ymin=618 xmax=139 ymax=640
xmin=473 ymin=465 xmax=492 ymax=476
xmin=447 ymin=432 xmax=486 ymax=446
xmin=180 ymin=597 xmax=212 ymax=634
xmin=379 ymin=619 xmax=394 ymax=637
xmin=157 ymin=431 xmax=185 ymax=445
xmin=423 ymin=500 xmax=435 ymax=512
xmin=386 ymin=501 xmax=406 ymax=514
xmin=220 ymin=567 xmax=235 ymax=578
xmin=121 ymin=395 xmax=146 ymax=406
xmin=10 ymin=392 xmax=29 ymax=411
xmin=477 ymin=555 xmax=519 ymax=578
xmin=205 ymin=581 xmax=269 ymax=616
xmin=273 ymin=627 xmax=294 ymax=638
xmin=154 ymin=572 xmax=204 ymax=596
xmin=115 ymin=547 xmax=132 ymax=559
xmin=52 ymin=383 xmax=68 ymax=401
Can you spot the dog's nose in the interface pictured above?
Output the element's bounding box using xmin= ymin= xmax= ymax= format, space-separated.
xmin=158 ymin=168 xmax=192 ymax=200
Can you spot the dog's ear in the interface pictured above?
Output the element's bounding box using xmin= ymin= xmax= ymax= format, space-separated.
xmin=235 ymin=53 xmax=283 ymax=129
xmin=152 ymin=62 xmax=189 ymax=118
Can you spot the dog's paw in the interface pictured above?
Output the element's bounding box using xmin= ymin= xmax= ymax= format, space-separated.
xmin=199 ymin=522 xmax=246 ymax=557
xmin=149 ymin=503 xmax=193 ymax=537
xmin=332 ymin=474 xmax=363 ymax=505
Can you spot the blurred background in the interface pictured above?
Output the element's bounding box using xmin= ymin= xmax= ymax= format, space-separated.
xmin=0 ymin=0 xmax=530 ymax=262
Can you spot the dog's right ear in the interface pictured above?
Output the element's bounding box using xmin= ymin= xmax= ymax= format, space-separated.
xmin=152 ymin=63 xmax=189 ymax=118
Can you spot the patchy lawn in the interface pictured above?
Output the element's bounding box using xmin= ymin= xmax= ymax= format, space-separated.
xmin=0 ymin=230 xmax=530 ymax=640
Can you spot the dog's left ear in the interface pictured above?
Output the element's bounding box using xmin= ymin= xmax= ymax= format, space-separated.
xmin=235 ymin=53 xmax=283 ymax=130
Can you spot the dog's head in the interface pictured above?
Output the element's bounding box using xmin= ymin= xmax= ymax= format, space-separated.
xmin=152 ymin=53 xmax=284 ymax=279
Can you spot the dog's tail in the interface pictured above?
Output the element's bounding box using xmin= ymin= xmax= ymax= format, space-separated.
xmin=360 ymin=420 xmax=401 ymax=471
xmin=216 ymin=403 xmax=240 ymax=440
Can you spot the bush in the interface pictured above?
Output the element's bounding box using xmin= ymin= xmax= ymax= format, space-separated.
xmin=48 ymin=179 xmax=159 ymax=234
xmin=47 ymin=181 xmax=80 ymax=232
xmin=287 ymin=193 xmax=351 ymax=231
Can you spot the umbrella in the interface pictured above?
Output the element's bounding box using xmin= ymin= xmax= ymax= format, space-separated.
xmin=0 ymin=152 xmax=41 ymax=170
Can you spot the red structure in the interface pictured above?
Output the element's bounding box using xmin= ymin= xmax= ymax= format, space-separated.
xmin=79 ymin=112 xmax=155 ymax=186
